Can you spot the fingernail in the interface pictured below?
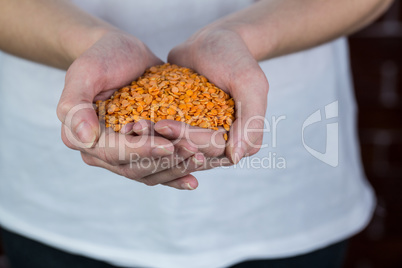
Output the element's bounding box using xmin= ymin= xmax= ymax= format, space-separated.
xmin=191 ymin=153 xmax=204 ymax=167
xmin=75 ymin=121 xmax=96 ymax=148
xmin=156 ymin=126 xmax=173 ymax=136
xmin=181 ymin=182 xmax=195 ymax=190
xmin=231 ymin=142 xmax=245 ymax=164
xmin=182 ymin=146 xmax=198 ymax=154
xmin=151 ymin=145 xmax=174 ymax=157
xmin=132 ymin=123 xmax=148 ymax=134
xmin=121 ymin=123 xmax=134 ymax=135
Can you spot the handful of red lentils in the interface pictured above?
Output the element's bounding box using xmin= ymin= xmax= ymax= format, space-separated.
xmin=96 ymin=63 xmax=235 ymax=140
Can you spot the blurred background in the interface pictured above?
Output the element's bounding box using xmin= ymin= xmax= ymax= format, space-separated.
xmin=0 ymin=2 xmax=401 ymax=268
xmin=344 ymin=1 xmax=402 ymax=267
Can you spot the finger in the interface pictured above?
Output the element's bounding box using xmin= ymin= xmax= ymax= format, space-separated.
xmin=62 ymin=123 xmax=102 ymax=151
xmin=61 ymin=123 xmax=79 ymax=150
xmin=81 ymin=152 xmax=199 ymax=190
xmin=162 ymin=174 xmax=199 ymax=190
xmin=121 ymin=120 xmax=162 ymax=137
xmin=80 ymin=137 xmax=198 ymax=180
xmin=64 ymin=125 xmax=175 ymax=165
xmin=143 ymin=153 xmax=204 ymax=187
xmin=57 ymin=62 xmax=105 ymax=148
xmin=120 ymin=119 xmax=154 ymax=136
xmin=125 ymin=138 xmax=198 ymax=179
xmin=57 ymin=100 xmax=100 ymax=149
xmin=173 ymin=138 xmax=199 ymax=158
xmin=226 ymin=66 xmax=269 ymax=164
xmin=132 ymin=119 xmax=157 ymax=136
xmin=201 ymin=156 xmax=233 ymax=170
xmin=120 ymin=122 xmax=136 ymax=135
xmin=93 ymin=132 xmax=176 ymax=165
xmin=167 ymin=44 xmax=194 ymax=70
xmin=154 ymin=120 xmax=226 ymax=157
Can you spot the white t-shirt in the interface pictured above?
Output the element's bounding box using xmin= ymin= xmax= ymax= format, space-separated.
xmin=0 ymin=1 xmax=375 ymax=267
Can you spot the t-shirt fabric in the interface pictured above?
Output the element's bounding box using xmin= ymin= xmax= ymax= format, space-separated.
xmin=0 ymin=1 xmax=375 ymax=268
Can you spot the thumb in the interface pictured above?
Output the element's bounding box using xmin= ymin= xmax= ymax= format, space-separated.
xmin=226 ymin=71 xmax=269 ymax=164
xmin=57 ymin=77 xmax=100 ymax=149
xmin=167 ymin=44 xmax=194 ymax=69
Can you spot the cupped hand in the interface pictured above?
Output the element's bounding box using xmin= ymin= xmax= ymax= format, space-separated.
xmin=167 ymin=26 xmax=269 ymax=164
xmin=123 ymin=119 xmax=227 ymax=188
xmin=57 ymin=30 xmax=162 ymax=147
xmin=61 ymin=122 xmax=201 ymax=190
xmin=57 ymin=30 xmax=200 ymax=190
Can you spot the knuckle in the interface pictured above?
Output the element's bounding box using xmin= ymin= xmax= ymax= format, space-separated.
xmin=219 ymin=156 xmax=233 ymax=167
xmin=61 ymin=130 xmax=77 ymax=150
xmin=244 ymin=134 xmax=263 ymax=157
xmin=171 ymin=166 xmax=187 ymax=178
xmin=120 ymin=168 xmax=132 ymax=179
xmin=248 ymin=117 xmax=265 ymax=130
xmin=81 ymin=153 xmax=96 ymax=167
xmin=230 ymin=63 xmax=269 ymax=94
xmin=56 ymin=100 xmax=74 ymax=123
xmin=62 ymin=140 xmax=75 ymax=150
xmin=248 ymin=147 xmax=261 ymax=157
xmin=120 ymin=165 xmax=142 ymax=181
xmin=207 ymin=147 xmax=225 ymax=158
xmin=246 ymin=136 xmax=264 ymax=157
xmin=142 ymin=178 xmax=158 ymax=187
xmin=96 ymin=146 xmax=118 ymax=166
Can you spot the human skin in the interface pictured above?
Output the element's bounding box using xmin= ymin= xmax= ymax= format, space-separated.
xmin=0 ymin=0 xmax=202 ymax=190
xmin=0 ymin=0 xmax=394 ymax=189
xmin=128 ymin=0 xmax=395 ymax=185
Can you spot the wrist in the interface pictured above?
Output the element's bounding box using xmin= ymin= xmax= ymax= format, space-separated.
xmin=58 ymin=24 xmax=119 ymax=68
xmin=217 ymin=21 xmax=277 ymax=62
xmin=193 ymin=2 xmax=278 ymax=62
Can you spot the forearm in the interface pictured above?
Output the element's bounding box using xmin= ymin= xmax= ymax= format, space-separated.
xmin=210 ymin=0 xmax=394 ymax=61
xmin=0 ymin=0 xmax=116 ymax=69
